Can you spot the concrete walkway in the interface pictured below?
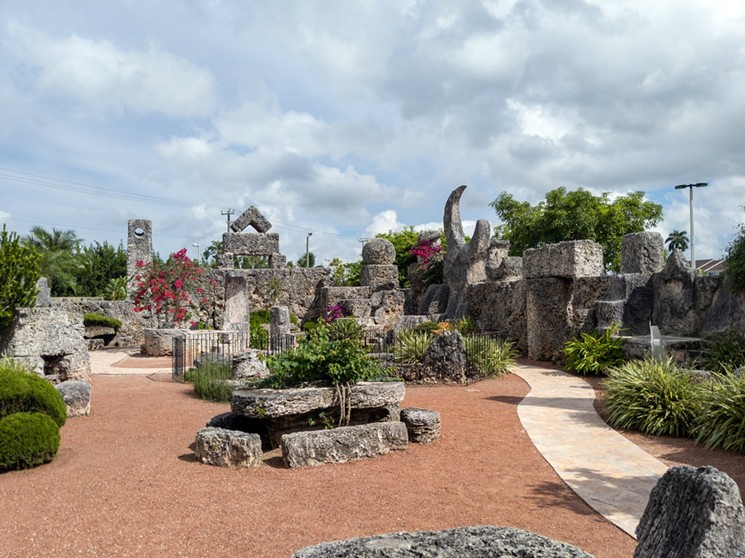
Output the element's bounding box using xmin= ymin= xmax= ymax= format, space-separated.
xmin=89 ymin=350 xmax=172 ymax=376
xmin=510 ymin=363 xmax=669 ymax=538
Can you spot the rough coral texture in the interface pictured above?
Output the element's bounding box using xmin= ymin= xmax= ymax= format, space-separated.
xmin=194 ymin=427 xmax=262 ymax=468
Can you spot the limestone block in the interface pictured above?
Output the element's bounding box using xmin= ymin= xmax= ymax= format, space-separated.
xmin=231 ymin=382 xmax=405 ymax=418
xmin=418 ymin=283 xmax=449 ymax=315
xmin=420 ymin=331 xmax=467 ymax=384
xmin=634 ymin=465 xmax=745 ymax=558
xmin=56 ymin=380 xmax=91 ymax=417
xmin=194 ymin=427 xmax=262 ymax=468
xmin=84 ymin=325 xmax=117 ymax=338
xmin=270 ymin=306 xmax=291 ymax=337
xmin=361 ymin=238 xmax=396 ymax=265
xmin=35 ymin=277 xmax=51 ymax=307
xmin=361 ymin=264 xmax=399 ymax=290
xmin=230 ymin=205 xmax=272 ymax=234
xmin=401 ymin=408 xmax=440 ymax=444
xmin=224 ymin=272 xmax=250 ymax=332
xmin=142 ymin=328 xmax=182 ymax=356
xmin=281 ymin=421 xmax=408 ymax=468
xmin=487 ymin=255 xmax=522 ymax=282
xmin=526 ymin=277 xmax=573 ymax=361
xmin=292 ymin=526 xmax=594 ymax=557
xmin=594 ymin=300 xmax=625 ymax=330
xmin=523 ymin=240 xmax=604 ymax=279
xmin=222 ymin=232 xmax=279 ymax=256
xmin=621 ymin=231 xmax=664 ymax=275
xmin=231 ymin=351 xmax=270 ymax=381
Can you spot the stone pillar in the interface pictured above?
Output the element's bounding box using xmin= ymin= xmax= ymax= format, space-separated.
xmin=523 ymin=240 xmax=604 ymax=361
xmin=224 ymin=272 xmax=250 ymax=339
xmin=360 ymin=239 xmax=398 ymax=291
xmin=621 ymin=232 xmax=664 ymax=275
xmin=270 ymin=305 xmax=292 ymax=351
xmin=126 ymin=220 xmax=153 ymax=298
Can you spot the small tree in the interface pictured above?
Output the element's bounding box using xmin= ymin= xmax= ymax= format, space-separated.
xmin=0 ymin=225 xmax=41 ymax=330
xmin=725 ymin=222 xmax=745 ymax=292
xmin=132 ymin=248 xmax=203 ymax=327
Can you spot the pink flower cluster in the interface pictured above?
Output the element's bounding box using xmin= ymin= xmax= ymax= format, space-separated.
xmin=132 ymin=248 xmax=203 ymax=326
xmin=409 ymin=238 xmax=442 ymax=270
xmin=323 ymin=304 xmax=347 ymax=323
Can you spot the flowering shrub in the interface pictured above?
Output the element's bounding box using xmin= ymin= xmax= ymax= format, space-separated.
xmin=409 ymin=238 xmax=444 ymax=289
xmin=323 ymin=304 xmax=347 ymax=323
xmin=132 ymin=249 xmax=203 ymax=327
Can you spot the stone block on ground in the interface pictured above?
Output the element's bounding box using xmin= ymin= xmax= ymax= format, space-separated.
xmin=634 ymin=465 xmax=745 ymax=558
xmin=281 ymin=421 xmax=408 ymax=468
xmin=194 ymin=427 xmax=262 ymax=468
xmin=56 ymin=380 xmax=91 ymax=417
xmin=401 ymin=407 xmax=440 ymax=444
xmin=142 ymin=328 xmax=182 ymax=356
xmin=292 ymin=525 xmax=594 ymax=557
xmin=231 ymin=351 xmax=270 ymax=380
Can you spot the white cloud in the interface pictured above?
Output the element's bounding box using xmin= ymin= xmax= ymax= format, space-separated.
xmin=364 ymin=210 xmax=405 ymax=237
xmin=5 ymin=22 xmax=216 ymax=118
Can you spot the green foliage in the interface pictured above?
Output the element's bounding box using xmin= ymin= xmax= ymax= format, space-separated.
xmin=463 ymin=336 xmax=518 ymax=378
xmin=326 ymin=258 xmax=362 ymax=286
xmin=413 ymin=321 xmax=440 ymax=334
xmin=250 ymin=310 xmax=271 ymax=349
xmin=24 ymin=226 xmax=81 ymax=296
xmin=265 ymin=277 xmax=285 ymax=305
xmin=83 ymin=313 xmax=122 ymax=329
xmin=188 ymin=361 xmax=233 ymax=403
xmin=0 ymin=225 xmax=41 ymax=330
xmin=0 ymin=362 xmax=67 ymax=427
xmin=296 ymin=251 xmax=316 ymax=268
xmin=0 ymin=412 xmax=60 ymax=471
xmin=693 ymin=372 xmax=745 ymax=453
xmin=376 ymin=227 xmax=420 ymax=287
xmin=665 ymin=230 xmax=689 ymax=254
xmin=700 ymin=332 xmax=745 ymax=373
xmin=74 ymin=241 xmax=128 ymax=297
xmin=105 ymin=277 xmax=127 ymax=301
xmin=725 ymin=222 xmax=745 ymax=292
xmin=490 ymin=187 xmax=662 ymax=273
xmin=261 ymin=322 xmax=384 ymax=389
xmin=452 ymin=317 xmax=477 ymax=334
xmin=393 ymin=330 xmax=432 ymax=364
xmin=327 ymin=317 xmax=364 ymax=341
xmin=603 ymin=358 xmax=705 ymax=437
xmin=561 ymin=324 xmax=626 ymax=376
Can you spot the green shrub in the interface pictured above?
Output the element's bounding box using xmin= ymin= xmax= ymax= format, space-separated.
xmin=464 ymin=336 xmax=518 ymax=378
xmin=104 ymin=276 xmax=127 ymax=301
xmin=83 ymin=312 xmax=122 ymax=329
xmin=452 ymin=317 xmax=477 ymax=335
xmin=189 ymin=361 xmax=233 ymax=403
xmin=393 ymin=330 xmax=432 ymax=364
xmin=261 ymin=322 xmax=384 ymax=389
xmin=0 ymin=412 xmax=60 ymax=471
xmin=700 ymin=332 xmax=745 ymax=373
xmin=0 ymin=225 xmax=41 ymax=331
xmin=0 ymin=364 xmax=67 ymax=427
xmin=692 ymin=372 xmax=745 ymax=453
xmin=413 ymin=321 xmax=440 ymax=334
xmin=604 ymin=358 xmax=705 ymax=437
xmin=562 ymin=323 xmax=626 ymax=376
xmin=250 ymin=310 xmax=271 ymax=349
xmin=327 ymin=317 xmax=364 ymax=341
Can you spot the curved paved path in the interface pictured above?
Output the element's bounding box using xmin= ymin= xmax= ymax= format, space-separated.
xmin=510 ymin=363 xmax=669 ymax=538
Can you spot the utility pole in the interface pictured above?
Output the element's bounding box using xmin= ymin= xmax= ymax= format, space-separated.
xmin=305 ymin=233 xmax=313 ymax=268
xmin=674 ymin=183 xmax=708 ymax=271
xmin=221 ymin=209 xmax=235 ymax=232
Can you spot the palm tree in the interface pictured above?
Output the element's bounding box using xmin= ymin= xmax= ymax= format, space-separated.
xmin=24 ymin=227 xmax=81 ymax=296
xmin=665 ymin=230 xmax=689 ymax=254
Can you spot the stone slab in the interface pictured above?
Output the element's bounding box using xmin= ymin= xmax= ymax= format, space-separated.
xmin=523 ymin=240 xmax=604 ymax=279
xmin=195 ymin=427 xmax=262 ymax=468
xmin=223 ymin=232 xmax=279 ymax=256
xmin=281 ymin=421 xmax=408 ymax=468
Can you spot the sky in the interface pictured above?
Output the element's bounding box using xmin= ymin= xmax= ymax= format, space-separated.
xmin=1 ymin=0 xmax=743 ymax=266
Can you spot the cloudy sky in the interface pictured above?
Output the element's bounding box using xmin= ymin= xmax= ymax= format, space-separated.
xmin=1 ymin=1 xmax=743 ymax=266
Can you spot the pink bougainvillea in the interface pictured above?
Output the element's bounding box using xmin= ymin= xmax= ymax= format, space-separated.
xmin=132 ymin=248 xmax=203 ymax=327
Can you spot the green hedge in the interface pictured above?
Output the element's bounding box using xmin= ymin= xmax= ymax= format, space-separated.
xmin=0 ymin=365 xmax=67 ymax=427
xmin=0 ymin=412 xmax=61 ymax=471
xmin=83 ymin=312 xmax=122 ymax=329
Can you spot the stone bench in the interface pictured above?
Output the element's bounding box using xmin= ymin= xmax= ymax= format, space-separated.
xmin=401 ymin=407 xmax=441 ymax=444
xmin=281 ymin=421 xmax=408 ymax=468
xmin=194 ymin=427 xmax=262 ymax=468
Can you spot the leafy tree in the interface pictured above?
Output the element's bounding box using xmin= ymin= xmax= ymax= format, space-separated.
xmin=376 ymin=227 xmax=420 ymax=287
xmin=326 ymin=258 xmax=362 ymax=286
xmin=23 ymin=227 xmax=81 ymax=296
xmin=490 ymin=187 xmax=662 ymax=272
xmin=296 ymin=252 xmax=316 ymax=268
xmin=665 ymin=230 xmax=689 ymax=254
xmin=202 ymin=240 xmax=223 ymax=267
xmin=73 ymin=242 xmax=127 ymax=297
xmin=0 ymin=225 xmax=41 ymax=330
xmin=725 ymin=222 xmax=745 ymax=291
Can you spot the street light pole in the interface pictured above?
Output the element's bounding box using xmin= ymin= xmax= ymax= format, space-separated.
xmin=305 ymin=233 xmax=313 ymax=268
xmin=192 ymin=243 xmax=200 ymax=264
xmin=674 ymin=182 xmax=708 ymax=271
